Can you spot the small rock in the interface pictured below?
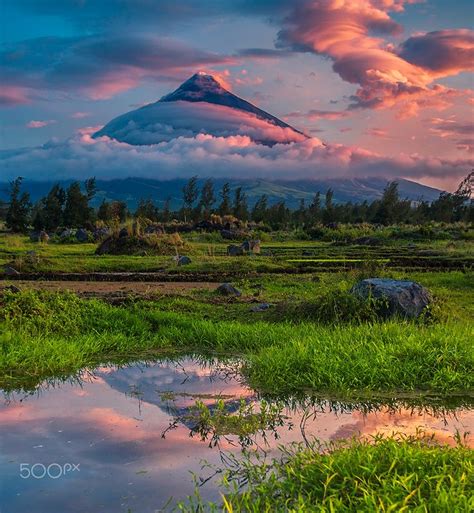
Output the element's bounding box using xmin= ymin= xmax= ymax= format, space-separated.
xmin=227 ymin=244 xmax=244 ymax=256
xmin=29 ymin=231 xmax=40 ymax=242
xmin=39 ymin=231 xmax=49 ymax=243
xmin=60 ymin=229 xmax=74 ymax=239
xmin=216 ymin=283 xmax=242 ymax=297
xmin=176 ymin=255 xmax=191 ymax=266
xmin=250 ymin=303 xmax=273 ymax=313
xmin=119 ymin=227 xmax=129 ymax=238
xmin=76 ymin=228 xmax=90 ymax=243
xmin=351 ymin=278 xmax=432 ymax=319
xmin=4 ymin=266 xmax=20 ymax=276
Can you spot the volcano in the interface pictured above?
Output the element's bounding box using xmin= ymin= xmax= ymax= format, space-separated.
xmin=93 ymin=72 xmax=307 ymax=146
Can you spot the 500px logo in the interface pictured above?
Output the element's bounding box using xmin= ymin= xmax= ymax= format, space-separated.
xmin=19 ymin=463 xmax=80 ymax=479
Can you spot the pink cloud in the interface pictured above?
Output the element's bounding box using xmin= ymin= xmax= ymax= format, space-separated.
xmin=26 ymin=119 xmax=56 ymax=128
xmin=71 ymin=112 xmax=91 ymax=119
xmin=276 ymin=1 xmax=473 ymax=116
xmin=365 ymin=127 xmax=390 ymax=138
xmin=286 ymin=109 xmax=350 ymax=120
xmin=1 ymin=131 xmax=471 ymax=191
xmin=0 ymin=85 xmax=30 ymax=106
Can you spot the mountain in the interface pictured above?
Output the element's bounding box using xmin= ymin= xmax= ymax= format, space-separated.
xmin=93 ymin=72 xmax=307 ymax=146
xmin=0 ymin=177 xmax=443 ymax=211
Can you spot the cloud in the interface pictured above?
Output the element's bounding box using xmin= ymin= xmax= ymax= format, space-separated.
xmin=71 ymin=112 xmax=91 ymax=119
xmin=0 ymin=35 xmax=237 ymax=102
xmin=365 ymin=127 xmax=390 ymax=138
xmin=93 ymin=101 xmax=307 ymax=145
xmin=428 ymin=116 xmax=474 ymax=154
xmin=398 ymin=29 xmax=474 ymax=75
xmin=26 ymin=119 xmax=56 ymax=128
xmin=1 ymin=131 xmax=471 ymax=189
xmin=0 ymin=85 xmax=30 ymax=106
xmin=285 ymin=109 xmax=349 ymax=120
xmin=275 ymin=1 xmax=473 ymax=116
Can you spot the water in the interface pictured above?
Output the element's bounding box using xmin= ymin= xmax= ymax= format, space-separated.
xmin=1 ymin=358 xmax=472 ymax=513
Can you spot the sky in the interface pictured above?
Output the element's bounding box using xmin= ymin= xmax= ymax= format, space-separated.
xmin=0 ymin=0 xmax=473 ymax=190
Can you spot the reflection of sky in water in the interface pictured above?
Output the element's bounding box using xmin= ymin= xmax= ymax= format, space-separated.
xmin=0 ymin=358 xmax=472 ymax=513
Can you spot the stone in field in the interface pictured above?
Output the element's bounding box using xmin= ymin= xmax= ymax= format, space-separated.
xmin=250 ymin=303 xmax=273 ymax=312
xmin=351 ymin=278 xmax=432 ymax=319
xmin=76 ymin=228 xmax=90 ymax=242
xmin=227 ymin=244 xmax=244 ymax=256
xmin=176 ymin=255 xmax=191 ymax=266
xmin=216 ymin=283 xmax=241 ymax=297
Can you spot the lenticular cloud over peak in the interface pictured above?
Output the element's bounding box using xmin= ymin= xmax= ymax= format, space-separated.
xmin=93 ymin=73 xmax=307 ymax=146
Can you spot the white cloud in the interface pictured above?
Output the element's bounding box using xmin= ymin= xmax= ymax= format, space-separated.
xmin=1 ymin=129 xmax=471 ymax=189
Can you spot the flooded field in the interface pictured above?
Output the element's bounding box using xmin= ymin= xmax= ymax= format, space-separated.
xmin=1 ymin=357 xmax=472 ymax=513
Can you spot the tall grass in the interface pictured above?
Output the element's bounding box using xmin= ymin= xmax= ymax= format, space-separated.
xmin=1 ymin=290 xmax=472 ymax=394
xmin=177 ymin=433 xmax=474 ymax=512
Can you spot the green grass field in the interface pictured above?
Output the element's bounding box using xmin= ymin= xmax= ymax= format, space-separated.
xmin=1 ymin=230 xmax=473 ymax=511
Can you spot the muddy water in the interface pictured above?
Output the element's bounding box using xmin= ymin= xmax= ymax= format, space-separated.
xmin=0 ymin=358 xmax=472 ymax=513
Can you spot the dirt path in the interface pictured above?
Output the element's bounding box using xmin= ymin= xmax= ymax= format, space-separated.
xmin=3 ymin=280 xmax=216 ymax=299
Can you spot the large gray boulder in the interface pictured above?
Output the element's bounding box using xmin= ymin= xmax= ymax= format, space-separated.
xmin=351 ymin=278 xmax=432 ymax=319
xmin=227 ymin=244 xmax=245 ymax=257
xmin=175 ymin=255 xmax=191 ymax=266
xmin=216 ymin=283 xmax=241 ymax=297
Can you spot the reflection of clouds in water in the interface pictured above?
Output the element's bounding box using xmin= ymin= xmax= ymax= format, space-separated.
xmin=0 ymin=359 xmax=473 ymax=512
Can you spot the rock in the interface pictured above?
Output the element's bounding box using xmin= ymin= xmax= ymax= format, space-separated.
xmin=216 ymin=283 xmax=241 ymax=297
xmin=60 ymin=229 xmax=74 ymax=239
xmin=95 ymin=236 xmax=113 ymax=255
xmin=351 ymin=278 xmax=432 ymax=319
xmin=176 ymin=255 xmax=191 ymax=266
xmin=29 ymin=231 xmax=40 ymax=242
xmin=227 ymin=244 xmax=245 ymax=256
xmin=241 ymin=239 xmax=261 ymax=254
xmin=119 ymin=227 xmax=129 ymax=238
xmin=39 ymin=231 xmax=49 ymax=243
xmin=93 ymin=227 xmax=110 ymax=241
xmin=4 ymin=266 xmax=20 ymax=276
xmin=250 ymin=303 xmax=273 ymax=313
xmin=76 ymin=228 xmax=90 ymax=242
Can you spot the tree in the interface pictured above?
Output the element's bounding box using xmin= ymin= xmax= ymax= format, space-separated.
xmin=251 ymin=194 xmax=268 ymax=223
xmin=135 ymin=198 xmax=158 ymax=221
xmin=182 ymin=176 xmax=198 ymax=221
xmin=374 ymin=181 xmax=400 ymax=225
xmin=162 ymin=196 xmax=171 ymax=223
xmin=322 ymin=189 xmax=335 ymax=224
xmin=218 ymin=182 xmax=231 ymax=216
xmin=308 ymin=192 xmax=321 ymax=223
xmin=233 ymin=187 xmax=249 ymax=220
xmin=42 ymin=184 xmax=65 ymax=230
xmin=199 ymin=179 xmax=216 ymax=219
xmin=6 ymin=177 xmax=31 ymax=233
xmin=97 ymin=200 xmax=111 ymax=222
xmin=63 ymin=181 xmax=92 ymax=227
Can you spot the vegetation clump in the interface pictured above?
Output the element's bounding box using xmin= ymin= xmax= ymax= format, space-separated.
xmin=96 ymin=232 xmax=187 ymax=256
xmin=178 ymin=433 xmax=474 ymax=512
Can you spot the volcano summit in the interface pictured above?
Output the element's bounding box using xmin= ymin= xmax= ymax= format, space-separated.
xmin=93 ymin=72 xmax=307 ymax=146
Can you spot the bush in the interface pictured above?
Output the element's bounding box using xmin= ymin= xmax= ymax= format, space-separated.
xmin=96 ymin=232 xmax=187 ymax=255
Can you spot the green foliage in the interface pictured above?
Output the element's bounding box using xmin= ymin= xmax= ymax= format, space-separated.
xmin=6 ymin=177 xmax=31 ymax=233
xmin=178 ymin=433 xmax=474 ymax=512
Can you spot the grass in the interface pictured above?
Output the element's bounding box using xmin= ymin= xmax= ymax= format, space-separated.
xmin=177 ymin=433 xmax=474 ymax=512
xmin=1 ymin=286 xmax=473 ymax=395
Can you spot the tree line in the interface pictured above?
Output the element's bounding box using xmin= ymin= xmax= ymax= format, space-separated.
xmin=3 ymin=173 xmax=473 ymax=233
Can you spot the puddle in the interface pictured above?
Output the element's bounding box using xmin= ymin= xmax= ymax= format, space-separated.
xmin=1 ymin=358 xmax=472 ymax=512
